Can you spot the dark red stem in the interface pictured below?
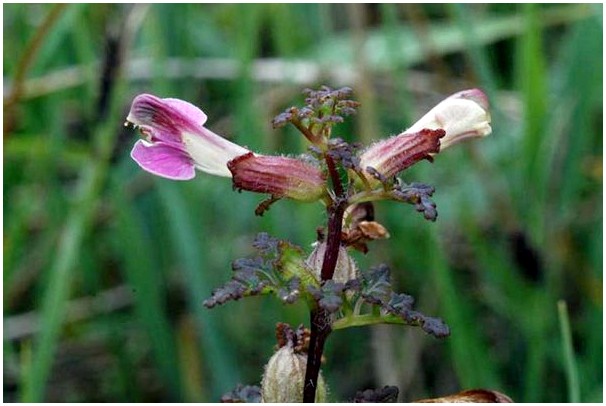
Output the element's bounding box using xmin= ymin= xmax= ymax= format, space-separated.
xmin=303 ymin=308 xmax=331 ymax=402
xmin=303 ymin=154 xmax=347 ymax=402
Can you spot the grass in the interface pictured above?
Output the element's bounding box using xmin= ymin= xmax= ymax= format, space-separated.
xmin=3 ymin=3 xmax=602 ymax=402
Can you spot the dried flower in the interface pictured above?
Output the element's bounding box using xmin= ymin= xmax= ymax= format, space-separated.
xmin=306 ymin=242 xmax=358 ymax=283
xmin=261 ymin=325 xmax=327 ymax=402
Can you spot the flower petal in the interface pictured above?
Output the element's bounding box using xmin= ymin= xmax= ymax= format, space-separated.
xmin=163 ymin=97 xmax=208 ymax=125
xmin=182 ymin=126 xmax=250 ymax=177
xmin=407 ymin=89 xmax=491 ymax=151
xmin=126 ymin=94 xmax=205 ymax=145
xmin=130 ymin=139 xmax=195 ymax=180
xmin=127 ymin=93 xmax=249 ymax=177
xmin=446 ymin=88 xmax=489 ymax=110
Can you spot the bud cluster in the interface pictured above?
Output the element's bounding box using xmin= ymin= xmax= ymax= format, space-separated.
xmin=272 ymin=86 xmax=360 ymax=145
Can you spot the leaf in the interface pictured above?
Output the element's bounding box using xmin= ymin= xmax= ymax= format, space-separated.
xmin=308 ymin=280 xmax=346 ymax=313
xmin=220 ymin=384 xmax=262 ymax=403
xmin=354 ymin=386 xmax=400 ymax=403
xmin=204 ymin=233 xmax=317 ymax=308
xmin=391 ymin=182 xmax=438 ymax=221
xmin=326 ymin=138 xmax=362 ymax=171
xmin=346 ymin=265 xmax=450 ymax=338
xmin=358 ymin=264 xmax=392 ymax=304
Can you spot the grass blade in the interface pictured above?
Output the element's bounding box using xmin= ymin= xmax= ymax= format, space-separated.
xmin=557 ymin=300 xmax=580 ymax=402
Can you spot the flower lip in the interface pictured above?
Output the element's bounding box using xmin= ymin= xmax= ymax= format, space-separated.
xmin=126 ymin=93 xmax=250 ymax=179
xmin=130 ymin=139 xmax=196 ymax=180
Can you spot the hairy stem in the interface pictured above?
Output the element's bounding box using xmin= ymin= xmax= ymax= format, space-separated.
xmin=303 ymin=154 xmax=347 ymax=402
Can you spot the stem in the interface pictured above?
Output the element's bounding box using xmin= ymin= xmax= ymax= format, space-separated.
xmin=321 ymin=155 xmax=346 ymax=283
xmin=303 ymin=308 xmax=331 ymax=402
xmin=558 ymin=300 xmax=580 ymax=402
xmin=348 ymin=189 xmax=391 ymax=205
xmin=320 ymin=201 xmax=346 ymax=281
xmin=303 ymin=154 xmax=346 ymax=402
xmin=291 ymin=118 xmax=321 ymax=145
xmin=5 ymin=4 xmax=68 ymax=137
xmin=325 ymin=155 xmax=344 ymax=197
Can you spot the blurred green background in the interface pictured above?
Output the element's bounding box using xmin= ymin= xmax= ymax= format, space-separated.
xmin=3 ymin=3 xmax=602 ymax=402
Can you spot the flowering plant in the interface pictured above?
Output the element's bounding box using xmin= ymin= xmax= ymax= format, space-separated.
xmin=125 ymin=86 xmax=509 ymax=402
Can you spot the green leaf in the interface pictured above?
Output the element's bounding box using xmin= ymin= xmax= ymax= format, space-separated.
xmin=204 ymin=233 xmax=318 ymax=308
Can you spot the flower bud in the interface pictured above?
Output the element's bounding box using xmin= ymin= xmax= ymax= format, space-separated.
xmin=261 ymin=346 xmax=327 ymax=403
xmin=227 ymin=152 xmax=326 ymax=202
xmin=306 ymin=242 xmax=358 ymax=283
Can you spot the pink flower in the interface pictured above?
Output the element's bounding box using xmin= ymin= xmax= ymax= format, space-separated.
xmin=126 ymin=94 xmax=326 ymax=201
xmin=127 ymin=94 xmax=249 ymax=180
xmin=359 ymin=88 xmax=491 ymax=179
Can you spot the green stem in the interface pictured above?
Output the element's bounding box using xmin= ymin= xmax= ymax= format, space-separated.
xmin=332 ymin=313 xmax=406 ymax=330
xmin=348 ymin=189 xmax=390 ymax=205
xmin=291 ymin=118 xmax=321 ymax=145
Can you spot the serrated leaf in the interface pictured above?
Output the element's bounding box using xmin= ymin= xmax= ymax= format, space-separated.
xmin=344 ymin=265 xmax=450 ymax=338
xmin=204 ymin=233 xmax=317 ymax=308
xmin=308 ymin=280 xmax=346 ymax=313
xmin=358 ymin=264 xmax=392 ymax=304
xmin=391 ymin=182 xmax=438 ymax=221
